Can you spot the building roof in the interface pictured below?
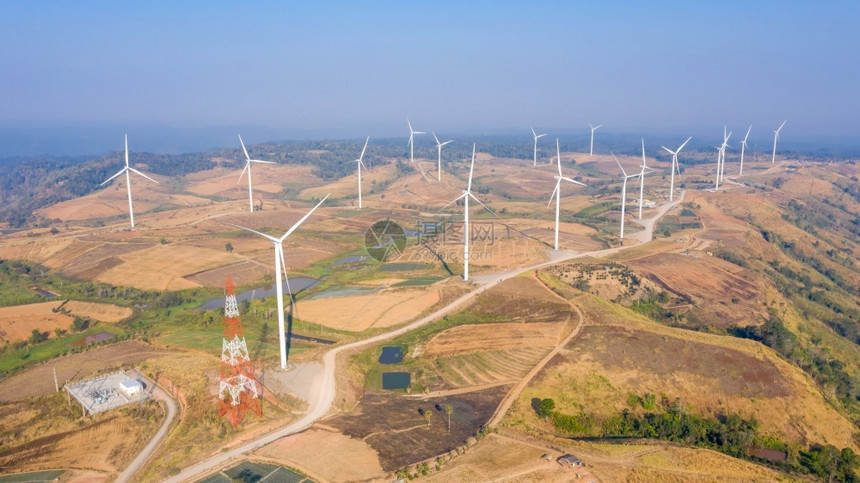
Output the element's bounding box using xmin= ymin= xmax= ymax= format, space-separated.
xmin=557 ymin=453 xmax=581 ymax=465
xmin=120 ymin=378 xmax=142 ymax=390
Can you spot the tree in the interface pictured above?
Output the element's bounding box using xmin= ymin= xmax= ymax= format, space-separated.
xmin=538 ymin=398 xmax=555 ymax=418
xmin=72 ymin=316 xmax=89 ymax=332
xmin=445 ymin=405 xmax=453 ymax=431
xmin=29 ymin=329 xmax=47 ymax=344
xmin=225 ymin=242 xmax=234 ymax=253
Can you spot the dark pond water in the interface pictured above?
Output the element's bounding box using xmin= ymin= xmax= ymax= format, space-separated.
xmin=382 ymin=372 xmax=410 ymax=390
xmin=32 ymin=287 xmax=57 ymax=298
xmin=199 ymin=277 xmax=319 ymax=310
xmin=331 ymin=255 xmax=368 ymax=267
xmin=379 ymin=346 xmax=404 ymax=364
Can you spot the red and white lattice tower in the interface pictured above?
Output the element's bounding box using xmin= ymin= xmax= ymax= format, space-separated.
xmin=218 ymin=276 xmax=262 ymax=428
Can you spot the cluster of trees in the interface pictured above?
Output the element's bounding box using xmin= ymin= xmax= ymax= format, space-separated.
xmin=730 ymin=313 xmax=857 ymax=408
xmin=539 ymin=395 xmax=859 ymax=481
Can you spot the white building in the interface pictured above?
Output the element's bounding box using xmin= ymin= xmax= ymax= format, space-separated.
xmin=119 ymin=378 xmax=143 ymax=397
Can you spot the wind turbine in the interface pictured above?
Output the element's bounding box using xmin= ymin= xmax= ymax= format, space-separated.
xmin=407 ymin=119 xmax=424 ymax=163
xmin=439 ymin=144 xmax=493 ymax=281
xmin=548 ymin=138 xmax=586 ymax=250
xmin=660 ymin=136 xmax=691 ymax=202
xmin=588 ymin=122 xmax=602 ymax=156
xmin=530 ymin=126 xmax=547 ymax=166
xmin=637 ymin=139 xmax=656 ymax=219
xmin=225 ymin=195 xmax=329 ymax=369
xmin=739 ymin=125 xmax=752 ymax=176
xmin=613 ymin=154 xmax=641 ymax=240
xmin=353 ymin=137 xmax=369 ymax=208
xmin=100 ymin=135 xmax=159 ymax=229
xmin=433 ymin=132 xmax=452 ymax=181
xmin=237 ymin=134 xmax=276 ymax=212
xmin=772 ymin=120 xmax=786 ymax=163
xmin=715 ymin=130 xmax=732 ymax=189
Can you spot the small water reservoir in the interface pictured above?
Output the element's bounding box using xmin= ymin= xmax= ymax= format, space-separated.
xmin=382 ymin=372 xmax=410 ymax=390
xmin=379 ymin=346 xmax=404 ymax=364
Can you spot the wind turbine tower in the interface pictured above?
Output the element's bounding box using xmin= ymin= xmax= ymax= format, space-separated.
xmin=407 ymin=119 xmax=425 ymax=163
xmin=637 ymin=139 xmax=655 ymax=219
xmin=660 ymin=136 xmax=691 ymax=202
xmin=613 ymin=154 xmax=641 ymax=240
xmin=531 ymin=126 xmax=547 ymax=166
xmin=433 ymin=132 xmax=453 ymax=181
xmin=100 ymin=135 xmax=159 ymax=228
xmin=238 ymin=134 xmax=277 ymax=213
xmin=353 ymin=137 xmax=369 ymax=208
xmin=440 ymin=144 xmax=493 ymax=281
xmin=589 ymin=122 xmax=602 ymax=156
xmin=772 ymin=120 xmax=786 ymax=163
xmin=739 ymin=125 xmax=752 ymax=176
xmin=225 ymin=195 xmax=329 ymax=369
xmin=548 ymin=138 xmax=586 ymax=250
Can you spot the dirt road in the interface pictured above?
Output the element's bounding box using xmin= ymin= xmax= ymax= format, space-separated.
xmin=116 ymin=371 xmax=178 ymax=483
xmin=165 ymin=191 xmax=687 ymax=482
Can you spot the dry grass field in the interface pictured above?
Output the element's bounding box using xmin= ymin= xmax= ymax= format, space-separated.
xmin=253 ymin=426 xmax=385 ymax=483
xmin=423 ymin=322 xmax=566 ymax=357
xmin=94 ymin=244 xmax=241 ymax=290
xmin=506 ymin=294 xmax=858 ymax=450
xmin=0 ymin=341 xmax=165 ymax=402
xmin=62 ymin=301 xmax=133 ymax=322
xmin=296 ymin=286 xmax=441 ymax=332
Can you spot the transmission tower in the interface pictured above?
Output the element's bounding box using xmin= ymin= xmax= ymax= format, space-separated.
xmin=218 ymin=276 xmax=262 ymax=428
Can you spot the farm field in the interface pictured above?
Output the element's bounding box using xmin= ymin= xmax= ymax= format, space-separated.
xmin=296 ymin=286 xmax=442 ymax=332
xmin=0 ymin=300 xmax=133 ymax=343
xmin=252 ymin=426 xmax=384 ymax=483
xmin=422 ymin=322 xmax=567 ymax=357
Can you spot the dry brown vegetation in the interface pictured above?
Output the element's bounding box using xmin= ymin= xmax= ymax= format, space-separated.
xmin=296 ymin=287 xmax=441 ymax=332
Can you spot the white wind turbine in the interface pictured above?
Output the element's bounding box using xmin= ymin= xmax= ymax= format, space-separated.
xmin=613 ymin=154 xmax=641 ymax=240
xmin=440 ymin=144 xmax=493 ymax=281
xmin=237 ymin=134 xmax=276 ymax=212
xmin=353 ymin=137 xmax=370 ymax=208
xmin=739 ymin=125 xmax=752 ymax=176
xmin=225 ymin=195 xmax=329 ymax=369
xmin=407 ymin=119 xmax=424 ymax=163
xmin=715 ymin=130 xmax=732 ymax=190
xmin=548 ymin=138 xmax=586 ymax=250
xmin=772 ymin=120 xmax=786 ymax=163
xmin=637 ymin=139 xmax=656 ymax=220
xmin=433 ymin=132 xmax=453 ymax=181
xmin=101 ymin=135 xmax=159 ymax=229
xmin=589 ymin=122 xmax=602 ymax=156
xmin=531 ymin=126 xmax=547 ymax=166
xmin=660 ymin=136 xmax=691 ymax=202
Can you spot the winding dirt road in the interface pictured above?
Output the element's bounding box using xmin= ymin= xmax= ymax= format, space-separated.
xmin=165 ymin=191 xmax=687 ymax=482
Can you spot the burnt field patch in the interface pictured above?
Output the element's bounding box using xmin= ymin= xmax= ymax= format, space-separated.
xmin=327 ymin=384 xmax=510 ymax=471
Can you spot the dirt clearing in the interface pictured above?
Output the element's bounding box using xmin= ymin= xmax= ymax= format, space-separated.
xmin=423 ymin=322 xmax=566 ymax=357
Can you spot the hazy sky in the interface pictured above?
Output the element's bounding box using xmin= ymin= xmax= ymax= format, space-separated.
xmin=1 ymin=1 xmax=858 ymax=153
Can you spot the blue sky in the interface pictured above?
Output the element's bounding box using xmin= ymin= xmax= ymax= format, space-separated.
xmin=1 ymin=1 xmax=858 ymax=154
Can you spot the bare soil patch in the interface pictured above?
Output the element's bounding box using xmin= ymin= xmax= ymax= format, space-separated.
xmin=327 ymin=385 xmax=510 ymax=471
xmin=95 ymin=244 xmax=241 ymax=290
xmin=0 ymin=302 xmax=72 ymax=343
xmin=469 ymin=276 xmax=571 ymax=321
xmin=296 ymin=287 xmax=441 ymax=332
xmin=62 ymin=301 xmax=133 ymax=323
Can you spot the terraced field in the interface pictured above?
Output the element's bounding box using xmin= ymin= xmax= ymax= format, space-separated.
xmin=434 ymin=347 xmax=551 ymax=388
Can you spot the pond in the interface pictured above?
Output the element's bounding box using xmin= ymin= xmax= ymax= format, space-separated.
xmin=32 ymin=287 xmax=57 ymax=298
xmin=199 ymin=277 xmax=319 ymax=310
xmin=68 ymin=331 xmax=116 ymax=347
xmin=331 ymin=255 xmax=369 ymax=267
xmin=379 ymin=346 xmax=404 ymax=364
xmin=382 ymin=372 xmax=410 ymax=390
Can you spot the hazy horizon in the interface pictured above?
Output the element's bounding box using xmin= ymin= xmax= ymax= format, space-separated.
xmin=2 ymin=1 xmax=859 ymax=156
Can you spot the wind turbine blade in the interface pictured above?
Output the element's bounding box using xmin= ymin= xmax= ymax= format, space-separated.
xmin=777 ymin=120 xmax=786 ymax=132
xmin=467 ymin=144 xmax=476 ymax=193
xmin=441 ymin=140 xmax=453 ymax=146
xmin=222 ymin=222 xmax=279 ymax=243
xmin=469 ymin=192 xmax=496 ymax=216
xmin=433 ymin=132 xmax=440 ymax=145
xmin=561 ymin=176 xmax=586 ymax=186
xmin=407 ymin=119 xmax=413 ymax=132
xmin=437 ymin=192 xmax=468 ymax=213
xmin=237 ymin=161 xmax=249 ymax=183
xmin=531 ymin=126 xmax=537 ymax=138
xmin=280 ymin=194 xmax=329 ymax=241
xmin=641 ymin=138 xmax=647 ymax=167
xmin=661 ymin=146 xmax=675 ymax=155
xmin=250 ymin=159 xmax=277 ymax=165
xmin=359 ymin=136 xmax=369 ymax=161
xmin=595 ymin=125 xmax=602 ymax=130
xmin=547 ymin=182 xmax=559 ymax=208
xmin=124 ymin=134 xmax=129 ymax=167
xmin=128 ymin=167 xmax=159 ymax=184
xmin=414 ymin=131 xmax=425 ymax=135
xmin=238 ymin=134 xmax=251 ymax=161
xmin=588 ymin=122 xmax=594 ymax=130
xmin=612 ymin=153 xmax=628 ymax=177
xmin=744 ymin=125 xmax=752 ymax=142
xmin=101 ymin=168 xmax=127 ymax=186
xmin=536 ymin=133 xmax=547 ymax=139
xmin=677 ymin=136 xmax=692 ymax=153
xmin=556 ymin=139 xmax=562 ymax=176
